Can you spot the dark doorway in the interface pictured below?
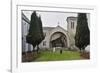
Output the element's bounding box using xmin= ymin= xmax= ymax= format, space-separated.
xmin=50 ymin=32 xmax=67 ymax=48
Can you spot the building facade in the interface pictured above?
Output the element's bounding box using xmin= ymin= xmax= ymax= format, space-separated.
xmin=22 ymin=13 xmax=33 ymax=53
xmin=39 ymin=26 xmax=70 ymax=50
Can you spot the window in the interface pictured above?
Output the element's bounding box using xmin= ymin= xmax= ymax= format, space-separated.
xmin=71 ymin=21 xmax=74 ymax=29
xmin=43 ymin=41 xmax=46 ymax=46
xmin=44 ymin=32 xmax=46 ymax=37
xmin=71 ymin=22 xmax=73 ymax=28
xmin=72 ymin=22 xmax=74 ymax=29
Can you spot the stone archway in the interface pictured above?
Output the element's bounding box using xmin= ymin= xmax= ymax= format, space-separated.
xmin=50 ymin=32 xmax=68 ymax=48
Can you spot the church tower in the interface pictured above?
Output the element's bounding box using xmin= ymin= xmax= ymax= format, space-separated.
xmin=66 ymin=16 xmax=77 ymax=47
xmin=67 ymin=17 xmax=77 ymax=37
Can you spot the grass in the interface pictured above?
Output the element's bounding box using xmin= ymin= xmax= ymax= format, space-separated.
xmin=33 ymin=50 xmax=83 ymax=61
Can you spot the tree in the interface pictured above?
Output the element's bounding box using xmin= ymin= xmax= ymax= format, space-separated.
xmin=36 ymin=16 xmax=45 ymax=53
xmin=26 ymin=11 xmax=44 ymax=52
xmin=75 ymin=13 xmax=90 ymax=51
xmin=37 ymin=16 xmax=44 ymax=45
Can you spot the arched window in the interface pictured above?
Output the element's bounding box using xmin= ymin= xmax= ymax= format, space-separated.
xmin=71 ymin=22 xmax=73 ymax=29
xmin=44 ymin=32 xmax=46 ymax=37
xmin=71 ymin=21 xmax=74 ymax=29
xmin=43 ymin=41 xmax=46 ymax=46
xmin=72 ymin=22 xmax=74 ymax=29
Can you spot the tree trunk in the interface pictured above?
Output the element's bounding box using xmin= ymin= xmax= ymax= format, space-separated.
xmin=82 ymin=46 xmax=86 ymax=52
xmin=37 ymin=45 xmax=40 ymax=54
xmin=32 ymin=44 xmax=35 ymax=52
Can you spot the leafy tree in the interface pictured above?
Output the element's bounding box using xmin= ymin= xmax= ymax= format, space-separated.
xmin=26 ymin=11 xmax=44 ymax=52
xmin=75 ymin=13 xmax=90 ymax=51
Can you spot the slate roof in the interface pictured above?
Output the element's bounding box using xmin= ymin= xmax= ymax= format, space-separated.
xmin=43 ymin=27 xmax=55 ymax=31
xmin=22 ymin=12 xmax=30 ymax=24
xmin=43 ymin=25 xmax=67 ymax=32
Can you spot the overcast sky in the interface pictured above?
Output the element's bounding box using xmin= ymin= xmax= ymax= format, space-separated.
xmin=23 ymin=10 xmax=78 ymax=30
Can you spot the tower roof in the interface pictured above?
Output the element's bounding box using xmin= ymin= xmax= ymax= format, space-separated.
xmin=66 ymin=16 xmax=77 ymax=22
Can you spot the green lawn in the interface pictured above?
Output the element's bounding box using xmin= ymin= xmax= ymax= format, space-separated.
xmin=34 ymin=51 xmax=83 ymax=61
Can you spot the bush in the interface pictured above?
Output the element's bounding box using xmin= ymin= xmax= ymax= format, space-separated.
xmin=80 ymin=51 xmax=90 ymax=59
xmin=22 ymin=51 xmax=38 ymax=62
